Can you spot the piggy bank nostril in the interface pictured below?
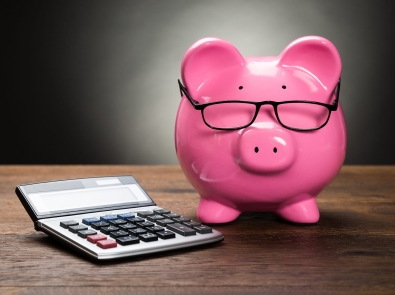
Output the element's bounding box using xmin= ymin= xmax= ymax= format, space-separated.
xmin=254 ymin=147 xmax=277 ymax=153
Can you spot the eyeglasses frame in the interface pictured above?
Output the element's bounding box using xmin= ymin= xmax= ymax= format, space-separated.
xmin=178 ymin=78 xmax=341 ymax=132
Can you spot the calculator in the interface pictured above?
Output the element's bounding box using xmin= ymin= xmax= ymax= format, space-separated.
xmin=15 ymin=176 xmax=224 ymax=260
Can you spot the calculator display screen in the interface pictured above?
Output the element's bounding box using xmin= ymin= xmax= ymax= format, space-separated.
xmin=27 ymin=184 xmax=150 ymax=215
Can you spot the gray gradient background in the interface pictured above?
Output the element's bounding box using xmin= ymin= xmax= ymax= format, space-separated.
xmin=5 ymin=0 xmax=395 ymax=164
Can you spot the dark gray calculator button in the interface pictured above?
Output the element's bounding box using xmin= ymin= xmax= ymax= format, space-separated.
xmin=167 ymin=223 xmax=196 ymax=236
xmin=91 ymin=221 xmax=109 ymax=230
xmin=153 ymin=209 xmax=170 ymax=215
xmin=60 ymin=220 xmax=78 ymax=229
xmin=116 ymin=236 xmax=140 ymax=246
xmin=68 ymin=225 xmax=88 ymax=233
xmin=129 ymin=228 xmax=147 ymax=236
xmin=119 ymin=223 xmax=137 ymax=231
xmin=136 ymin=211 xmax=154 ymax=218
xmin=156 ymin=219 xmax=175 ymax=227
xmin=183 ymin=221 xmax=201 ymax=228
xmin=127 ymin=217 xmax=145 ymax=224
xmin=164 ymin=213 xmax=180 ymax=219
xmin=136 ymin=221 xmax=155 ymax=228
xmin=173 ymin=217 xmax=190 ymax=223
xmin=110 ymin=230 xmax=129 ymax=239
xmin=109 ymin=219 xmax=127 ymax=226
xmin=147 ymin=215 xmax=165 ymax=222
xmin=139 ymin=233 xmax=158 ymax=242
xmin=194 ymin=225 xmax=213 ymax=234
xmin=77 ymin=229 xmax=97 ymax=238
xmin=100 ymin=226 xmax=119 ymax=235
xmin=157 ymin=231 xmax=176 ymax=239
xmin=147 ymin=226 xmax=164 ymax=233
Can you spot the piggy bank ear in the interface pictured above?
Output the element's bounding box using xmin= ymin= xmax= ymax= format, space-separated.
xmin=181 ymin=38 xmax=245 ymax=93
xmin=279 ymin=36 xmax=341 ymax=91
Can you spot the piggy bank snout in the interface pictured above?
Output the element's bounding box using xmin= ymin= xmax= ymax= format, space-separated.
xmin=236 ymin=127 xmax=296 ymax=173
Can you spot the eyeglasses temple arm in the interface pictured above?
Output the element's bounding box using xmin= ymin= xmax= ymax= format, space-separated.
xmin=178 ymin=79 xmax=202 ymax=109
xmin=332 ymin=78 xmax=341 ymax=111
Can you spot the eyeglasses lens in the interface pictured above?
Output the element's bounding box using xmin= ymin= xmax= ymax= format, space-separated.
xmin=277 ymin=102 xmax=330 ymax=130
xmin=202 ymin=102 xmax=256 ymax=129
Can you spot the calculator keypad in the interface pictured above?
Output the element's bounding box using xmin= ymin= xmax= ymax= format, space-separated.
xmin=59 ymin=208 xmax=213 ymax=250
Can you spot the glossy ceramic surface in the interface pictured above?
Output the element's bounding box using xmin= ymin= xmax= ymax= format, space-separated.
xmin=175 ymin=36 xmax=347 ymax=224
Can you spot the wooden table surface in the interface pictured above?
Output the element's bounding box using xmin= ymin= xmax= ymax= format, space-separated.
xmin=0 ymin=165 xmax=394 ymax=295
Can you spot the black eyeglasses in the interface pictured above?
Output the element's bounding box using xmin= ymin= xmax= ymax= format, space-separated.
xmin=178 ymin=79 xmax=341 ymax=131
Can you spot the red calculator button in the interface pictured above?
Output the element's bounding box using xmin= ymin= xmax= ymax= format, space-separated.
xmin=87 ymin=234 xmax=107 ymax=244
xmin=97 ymin=239 xmax=117 ymax=249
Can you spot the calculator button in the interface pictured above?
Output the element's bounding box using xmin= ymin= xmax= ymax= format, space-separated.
xmin=100 ymin=215 xmax=118 ymax=222
xmin=100 ymin=226 xmax=119 ymax=235
xmin=139 ymin=233 xmax=158 ymax=242
xmin=163 ymin=213 xmax=180 ymax=219
xmin=117 ymin=213 xmax=135 ymax=220
xmin=136 ymin=221 xmax=155 ymax=228
xmin=60 ymin=220 xmax=78 ymax=229
xmin=110 ymin=230 xmax=129 ymax=239
xmin=153 ymin=209 xmax=170 ymax=215
xmin=147 ymin=215 xmax=165 ymax=222
xmin=127 ymin=217 xmax=145 ymax=224
xmin=128 ymin=228 xmax=147 ymax=236
xmin=183 ymin=221 xmax=201 ymax=228
xmin=91 ymin=221 xmax=110 ymax=230
xmin=68 ymin=225 xmax=88 ymax=233
xmin=194 ymin=225 xmax=213 ymax=234
xmin=97 ymin=239 xmax=117 ymax=249
xmin=173 ymin=217 xmax=191 ymax=223
xmin=82 ymin=217 xmax=100 ymax=226
xmin=119 ymin=223 xmax=137 ymax=231
xmin=156 ymin=231 xmax=176 ymax=239
xmin=109 ymin=219 xmax=127 ymax=226
xmin=137 ymin=211 xmax=155 ymax=218
xmin=167 ymin=223 xmax=196 ymax=236
xmin=156 ymin=219 xmax=175 ymax=227
xmin=77 ymin=229 xmax=97 ymax=238
xmin=87 ymin=234 xmax=107 ymax=244
xmin=116 ymin=236 xmax=140 ymax=246
xmin=147 ymin=226 xmax=165 ymax=233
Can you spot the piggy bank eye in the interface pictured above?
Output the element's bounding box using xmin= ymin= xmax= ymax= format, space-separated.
xmin=239 ymin=86 xmax=243 ymax=90
xmin=282 ymin=85 xmax=287 ymax=89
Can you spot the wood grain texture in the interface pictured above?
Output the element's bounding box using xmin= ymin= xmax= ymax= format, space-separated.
xmin=0 ymin=165 xmax=394 ymax=295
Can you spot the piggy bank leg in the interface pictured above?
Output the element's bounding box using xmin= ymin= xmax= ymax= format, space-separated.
xmin=197 ymin=197 xmax=241 ymax=223
xmin=276 ymin=194 xmax=319 ymax=224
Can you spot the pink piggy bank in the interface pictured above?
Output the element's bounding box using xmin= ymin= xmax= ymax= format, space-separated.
xmin=175 ymin=36 xmax=346 ymax=224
